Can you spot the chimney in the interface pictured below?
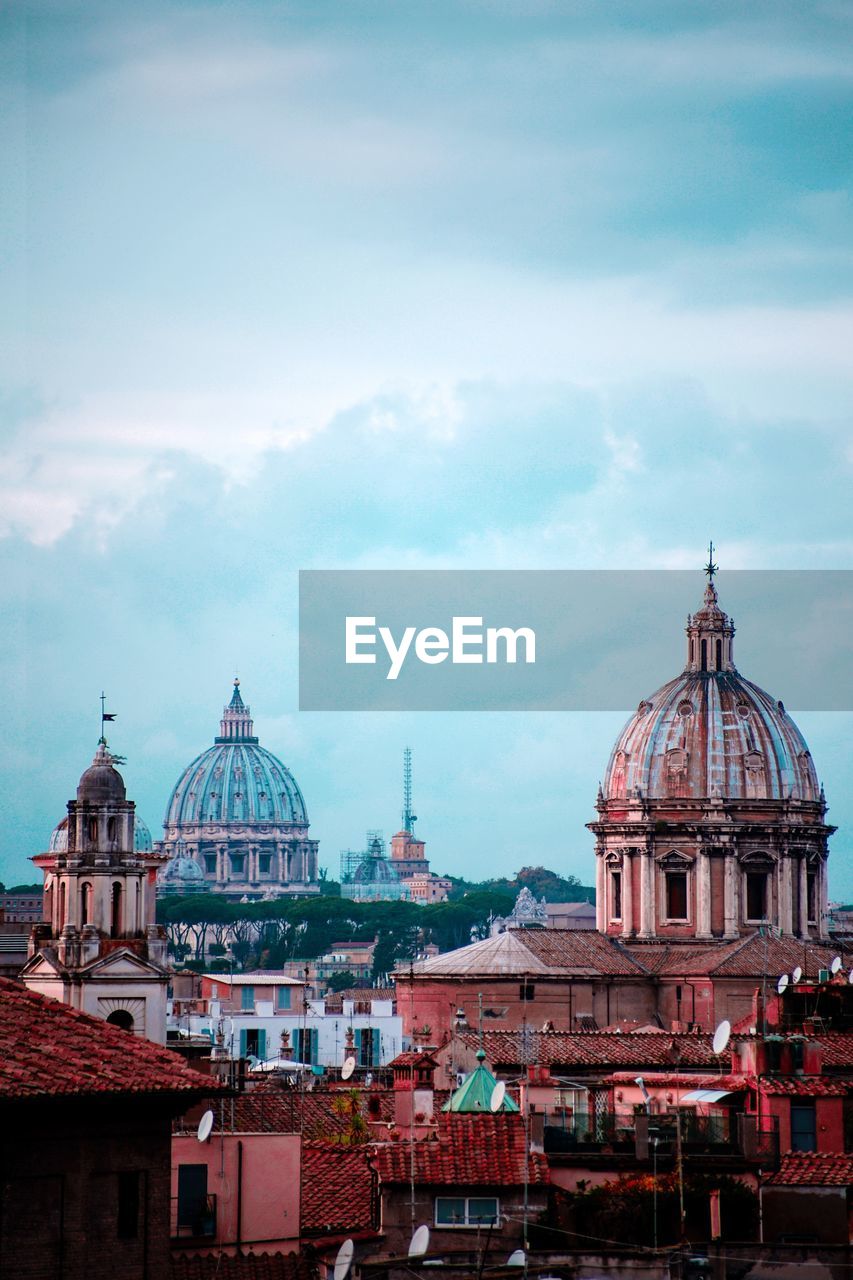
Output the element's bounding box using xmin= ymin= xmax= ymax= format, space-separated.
xmin=393 ymin=1053 xmax=436 ymax=1132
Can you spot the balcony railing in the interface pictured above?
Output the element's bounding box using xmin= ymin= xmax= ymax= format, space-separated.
xmin=171 ymin=1194 xmax=217 ymax=1240
xmin=543 ymin=1111 xmax=779 ymax=1167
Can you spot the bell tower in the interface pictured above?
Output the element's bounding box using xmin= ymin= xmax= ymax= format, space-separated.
xmin=22 ymin=733 xmax=170 ymax=1042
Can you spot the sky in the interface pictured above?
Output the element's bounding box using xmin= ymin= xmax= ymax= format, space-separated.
xmin=2 ymin=0 xmax=852 ymax=896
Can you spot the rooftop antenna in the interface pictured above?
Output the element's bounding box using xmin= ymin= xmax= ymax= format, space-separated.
xmin=831 ymin=955 xmax=842 ymax=975
xmin=402 ymin=746 xmax=417 ymax=834
xmin=408 ymin=1224 xmax=430 ymax=1258
xmin=712 ymin=1020 xmax=731 ymax=1057
xmin=341 ymin=1056 xmax=356 ymax=1081
xmin=334 ymin=1239 xmax=354 ymax=1280
xmin=197 ymin=1109 xmax=214 ymax=1143
xmin=777 ymin=973 xmax=789 ymax=996
xmin=792 ymin=966 xmax=803 ymax=985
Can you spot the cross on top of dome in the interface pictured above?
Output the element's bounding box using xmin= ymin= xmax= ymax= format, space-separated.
xmin=686 ymin=544 xmax=735 ymax=674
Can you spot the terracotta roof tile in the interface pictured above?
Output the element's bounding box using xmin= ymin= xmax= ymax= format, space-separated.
xmin=759 ymin=1077 xmax=849 ymax=1097
xmin=301 ymin=1143 xmax=377 ymax=1235
xmin=171 ymin=1252 xmax=316 ymax=1280
xmin=0 ymin=977 xmax=222 ymax=1100
xmin=765 ymin=1152 xmax=853 ymax=1186
xmin=371 ymin=1112 xmax=549 ymax=1187
xmin=465 ymin=1029 xmax=720 ymax=1070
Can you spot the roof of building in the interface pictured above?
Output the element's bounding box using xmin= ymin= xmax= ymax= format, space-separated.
xmin=171 ymin=1251 xmax=317 ymax=1280
xmin=765 ymin=1152 xmax=853 ymax=1186
xmin=204 ymin=972 xmax=304 ymax=986
xmin=301 ymin=1142 xmax=376 ymax=1235
xmin=407 ymin=928 xmax=643 ymax=979
xmin=0 ymin=978 xmax=221 ymax=1101
xmin=443 ymin=1049 xmax=519 ymax=1113
xmin=371 ymin=1112 xmax=549 ymax=1187
xmin=759 ymin=1077 xmax=850 ymax=1097
xmin=214 ymin=1089 xmax=396 ymax=1138
xmin=462 ymin=1029 xmax=721 ymax=1070
xmin=164 ymin=682 xmax=309 ymax=830
xmin=624 ymin=935 xmax=839 ymax=979
xmin=324 ymin=988 xmax=395 ymax=1012
xmin=602 ymin=579 xmax=820 ymax=803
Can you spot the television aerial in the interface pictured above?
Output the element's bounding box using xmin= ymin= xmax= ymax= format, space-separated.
xmin=197 ymin=1109 xmax=214 ymax=1143
xmin=792 ymin=966 xmax=803 ymax=984
xmin=831 ymin=956 xmax=842 ymax=975
xmin=712 ymin=1020 xmax=731 ymax=1056
xmin=409 ymin=1225 xmax=431 ymax=1257
xmin=777 ymin=973 xmax=789 ymax=996
xmin=341 ymin=1057 xmax=356 ymax=1081
xmin=334 ymin=1239 xmax=354 ymax=1280
xmin=489 ymin=1080 xmax=506 ymax=1113
xmin=507 ymin=1250 xmax=526 ymax=1266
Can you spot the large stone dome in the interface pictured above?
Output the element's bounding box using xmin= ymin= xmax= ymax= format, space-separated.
xmin=590 ymin=560 xmax=833 ymax=944
xmin=49 ymin=813 xmax=153 ymax=853
xmin=604 ymin=670 xmax=819 ymax=803
xmin=159 ymin=681 xmax=319 ymax=900
xmin=164 ymin=682 xmax=308 ymax=828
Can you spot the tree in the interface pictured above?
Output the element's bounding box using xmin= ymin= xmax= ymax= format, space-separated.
xmin=327 ymin=1089 xmax=369 ymax=1146
xmin=326 ymin=970 xmax=357 ymax=993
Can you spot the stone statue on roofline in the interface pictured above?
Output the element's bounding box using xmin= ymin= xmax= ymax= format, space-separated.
xmin=490 ymin=886 xmax=548 ymax=935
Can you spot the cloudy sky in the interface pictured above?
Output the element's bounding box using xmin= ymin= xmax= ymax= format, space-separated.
xmin=2 ymin=1 xmax=852 ymax=895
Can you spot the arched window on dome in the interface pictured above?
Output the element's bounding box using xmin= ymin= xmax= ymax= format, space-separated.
xmin=700 ymin=639 xmax=708 ymax=672
xmin=609 ymin=869 xmax=622 ymax=921
xmin=58 ymin=882 xmax=66 ymax=929
xmin=88 ymin=817 xmax=99 ymax=846
xmin=111 ymin=882 xmax=123 ymax=938
xmin=716 ymin=638 xmax=723 ymax=670
xmin=80 ymin=882 xmax=92 ymax=927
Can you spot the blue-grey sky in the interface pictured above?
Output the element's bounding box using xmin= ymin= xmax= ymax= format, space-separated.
xmin=2 ymin=1 xmax=852 ymax=895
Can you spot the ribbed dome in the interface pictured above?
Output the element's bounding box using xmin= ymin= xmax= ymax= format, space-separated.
xmin=603 ymin=576 xmax=819 ymax=804
xmin=77 ymin=744 xmax=126 ymax=805
xmin=164 ymin=681 xmax=308 ymax=828
xmin=159 ymin=849 xmax=208 ymax=892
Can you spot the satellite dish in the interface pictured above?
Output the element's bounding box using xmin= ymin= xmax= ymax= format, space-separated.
xmin=197 ymin=1109 xmax=214 ymax=1143
xmin=341 ymin=1056 xmax=356 ymax=1081
xmin=409 ymin=1225 xmax=430 ymax=1257
xmin=507 ymin=1250 xmax=526 ymax=1266
xmin=792 ymin=966 xmax=803 ymax=984
xmin=489 ymin=1080 xmax=506 ymax=1113
xmin=777 ymin=973 xmax=789 ymax=996
xmin=712 ymin=1020 xmax=731 ymax=1056
xmin=334 ymin=1239 xmax=354 ymax=1280
xmin=831 ymin=956 xmax=842 ymax=975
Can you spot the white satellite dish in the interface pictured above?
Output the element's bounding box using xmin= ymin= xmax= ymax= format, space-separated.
xmin=831 ymin=956 xmax=842 ymax=975
xmin=409 ymin=1224 xmax=431 ymax=1257
xmin=792 ymin=966 xmax=803 ymax=984
xmin=341 ymin=1056 xmax=356 ymax=1081
xmin=712 ymin=1020 xmax=731 ymax=1056
xmin=777 ymin=973 xmax=789 ymax=996
xmin=507 ymin=1249 xmax=526 ymax=1266
xmin=197 ymin=1109 xmax=214 ymax=1143
xmin=489 ymin=1080 xmax=506 ymax=1113
xmin=334 ymin=1239 xmax=354 ymax=1280
xmin=848 ymin=968 xmax=853 ymax=985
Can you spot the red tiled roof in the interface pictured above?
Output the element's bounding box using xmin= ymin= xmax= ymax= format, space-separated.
xmin=623 ymin=937 xmax=840 ymax=979
xmin=220 ymin=1090 xmax=389 ymax=1138
xmin=813 ymin=1033 xmax=853 ymax=1069
xmin=514 ymin=929 xmax=646 ymax=976
xmin=301 ymin=1142 xmax=377 ymax=1235
xmin=464 ymin=1029 xmax=720 ymax=1070
xmin=0 ymin=977 xmax=222 ymax=1100
xmin=172 ymin=1252 xmax=316 ymax=1280
xmin=371 ymin=1112 xmax=549 ymax=1187
xmin=388 ymin=1051 xmax=438 ymax=1069
xmin=765 ymin=1152 xmax=853 ymax=1186
xmin=759 ymin=1077 xmax=849 ymax=1097
xmin=608 ymin=1071 xmax=748 ymax=1092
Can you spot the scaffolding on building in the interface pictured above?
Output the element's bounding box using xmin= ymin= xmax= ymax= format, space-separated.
xmin=340 ymin=831 xmax=409 ymax=902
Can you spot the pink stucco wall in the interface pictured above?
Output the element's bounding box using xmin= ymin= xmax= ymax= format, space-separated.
xmin=172 ymin=1131 xmax=301 ymax=1255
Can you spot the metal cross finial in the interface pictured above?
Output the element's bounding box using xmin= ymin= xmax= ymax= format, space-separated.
xmin=99 ymin=691 xmax=116 ymax=745
xmin=705 ymin=541 xmax=718 ymax=582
